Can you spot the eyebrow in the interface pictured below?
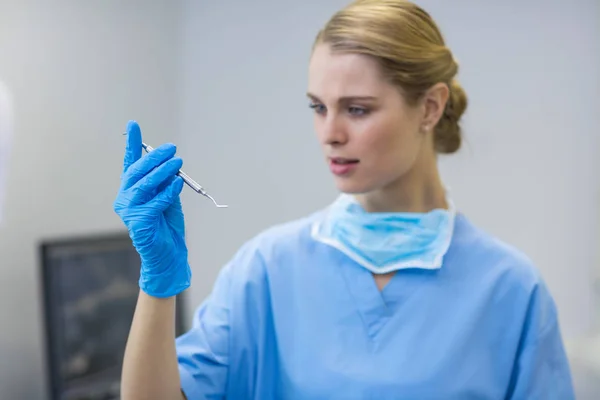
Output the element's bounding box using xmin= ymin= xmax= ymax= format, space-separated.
xmin=306 ymin=93 xmax=377 ymax=102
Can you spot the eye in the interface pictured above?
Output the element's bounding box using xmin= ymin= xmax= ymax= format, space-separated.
xmin=309 ymin=102 xmax=326 ymax=115
xmin=348 ymin=106 xmax=368 ymax=116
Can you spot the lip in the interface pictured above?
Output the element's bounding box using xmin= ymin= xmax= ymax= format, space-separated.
xmin=328 ymin=157 xmax=359 ymax=176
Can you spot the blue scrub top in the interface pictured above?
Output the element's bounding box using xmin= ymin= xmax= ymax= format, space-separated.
xmin=176 ymin=212 xmax=575 ymax=399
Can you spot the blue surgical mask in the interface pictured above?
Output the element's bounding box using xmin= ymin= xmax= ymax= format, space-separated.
xmin=311 ymin=194 xmax=456 ymax=274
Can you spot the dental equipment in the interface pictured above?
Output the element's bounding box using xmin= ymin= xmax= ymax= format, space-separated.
xmin=123 ymin=133 xmax=228 ymax=208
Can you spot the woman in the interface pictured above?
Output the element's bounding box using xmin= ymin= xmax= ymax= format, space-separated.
xmin=114 ymin=1 xmax=575 ymax=399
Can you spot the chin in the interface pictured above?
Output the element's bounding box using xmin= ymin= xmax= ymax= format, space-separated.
xmin=333 ymin=179 xmax=374 ymax=195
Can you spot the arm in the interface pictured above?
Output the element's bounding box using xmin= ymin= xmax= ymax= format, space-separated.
xmin=176 ymin=263 xmax=233 ymax=399
xmin=114 ymin=121 xmax=193 ymax=399
xmin=505 ymin=282 xmax=576 ymax=399
xmin=121 ymin=292 xmax=185 ymax=400
xmin=115 ymin=121 xmax=244 ymax=398
xmin=121 ymin=263 xmax=234 ymax=400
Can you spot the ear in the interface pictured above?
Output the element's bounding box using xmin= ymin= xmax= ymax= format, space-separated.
xmin=420 ymin=82 xmax=449 ymax=132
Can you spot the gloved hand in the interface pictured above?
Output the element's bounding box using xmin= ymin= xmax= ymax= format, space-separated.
xmin=113 ymin=120 xmax=191 ymax=298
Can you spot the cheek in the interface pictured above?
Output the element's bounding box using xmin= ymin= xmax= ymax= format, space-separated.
xmin=313 ymin=116 xmax=326 ymax=143
xmin=357 ymin=115 xmax=417 ymax=162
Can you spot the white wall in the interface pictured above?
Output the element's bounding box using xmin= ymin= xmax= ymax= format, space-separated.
xmin=0 ymin=1 xmax=182 ymax=398
xmin=179 ymin=0 xmax=600 ymax=340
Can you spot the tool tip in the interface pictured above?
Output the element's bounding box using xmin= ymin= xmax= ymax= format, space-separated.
xmin=205 ymin=193 xmax=228 ymax=208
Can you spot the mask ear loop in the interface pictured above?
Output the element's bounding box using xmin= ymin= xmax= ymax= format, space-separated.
xmin=441 ymin=184 xmax=456 ymax=214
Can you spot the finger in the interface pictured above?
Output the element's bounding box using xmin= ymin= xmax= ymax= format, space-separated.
xmin=156 ymin=174 xmax=177 ymax=194
xmin=146 ymin=176 xmax=185 ymax=213
xmin=121 ymin=143 xmax=177 ymax=190
xmin=129 ymin=157 xmax=183 ymax=204
xmin=123 ymin=120 xmax=142 ymax=174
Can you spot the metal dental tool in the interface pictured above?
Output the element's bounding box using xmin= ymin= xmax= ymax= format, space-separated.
xmin=123 ymin=133 xmax=228 ymax=208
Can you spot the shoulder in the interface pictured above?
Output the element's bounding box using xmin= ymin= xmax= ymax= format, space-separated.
xmin=453 ymin=213 xmax=558 ymax=325
xmin=453 ymin=213 xmax=544 ymax=286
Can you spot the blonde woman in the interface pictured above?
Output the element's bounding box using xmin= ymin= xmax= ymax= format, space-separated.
xmin=114 ymin=1 xmax=575 ymax=398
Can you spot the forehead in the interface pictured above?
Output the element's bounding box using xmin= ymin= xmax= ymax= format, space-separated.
xmin=308 ymin=43 xmax=389 ymax=99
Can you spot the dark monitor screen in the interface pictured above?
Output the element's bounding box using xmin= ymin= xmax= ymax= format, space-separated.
xmin=39 ymin=232 xmax=187 ymax=400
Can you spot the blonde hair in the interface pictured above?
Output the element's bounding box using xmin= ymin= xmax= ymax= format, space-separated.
xmin=314 ymin=0 xmax=467 ymax=154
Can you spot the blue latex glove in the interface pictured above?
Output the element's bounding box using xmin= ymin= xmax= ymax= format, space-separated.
xmin=113 ymin=120 xmax=191 ymax=298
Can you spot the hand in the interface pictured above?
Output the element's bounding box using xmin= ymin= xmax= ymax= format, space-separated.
xmin=113 ymin=120 xmax=191 ymax=298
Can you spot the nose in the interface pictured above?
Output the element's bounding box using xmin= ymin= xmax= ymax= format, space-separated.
xmin=320 ymin=114 xmax=348 ymax=146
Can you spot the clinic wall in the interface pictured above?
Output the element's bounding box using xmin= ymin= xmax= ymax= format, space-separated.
xmin=178 ymin=0 xmax=600 ymax=340
xmin=0 ymin=1 xmax=182 ymax=398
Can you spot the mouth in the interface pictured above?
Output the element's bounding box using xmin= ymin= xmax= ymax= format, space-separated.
xmin=328 ymin=157 xmax=360 ymax=176
xmin=329 ymin=157 xmax=360 ymax=165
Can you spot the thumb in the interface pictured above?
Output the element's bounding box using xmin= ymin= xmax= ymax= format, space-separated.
xmin=123 ymin=120 xmax=142 ymax=174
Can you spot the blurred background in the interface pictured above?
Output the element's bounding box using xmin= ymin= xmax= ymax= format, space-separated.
xmin=0 ymin=0 xmax=598 ymax=398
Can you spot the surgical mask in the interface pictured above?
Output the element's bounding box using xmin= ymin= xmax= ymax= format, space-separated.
xmin=311 ymin=194 xmax=456 ymax=274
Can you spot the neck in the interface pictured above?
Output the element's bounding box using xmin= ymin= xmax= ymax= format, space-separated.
xmin=354 ymin=157 xmax=447 ymax=213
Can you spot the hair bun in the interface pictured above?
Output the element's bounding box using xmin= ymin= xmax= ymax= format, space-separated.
xmin=434 ymin=79 xmax=468 ymax=154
